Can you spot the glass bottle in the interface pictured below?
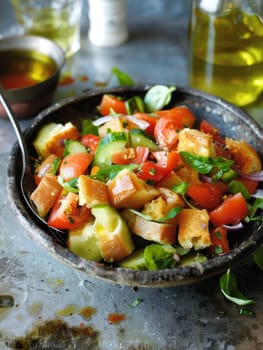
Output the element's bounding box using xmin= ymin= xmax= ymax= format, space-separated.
xmin=189 ymin=0 xmax=263 ymax=106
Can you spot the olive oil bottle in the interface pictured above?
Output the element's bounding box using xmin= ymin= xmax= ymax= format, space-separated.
xmin=189 ymin=1 xmax=263 ymax=106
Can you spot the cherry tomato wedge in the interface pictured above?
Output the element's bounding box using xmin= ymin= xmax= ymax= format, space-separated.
xmin=138 ymin=161 xmax=171 ymax=182
xmin=48 ymin=192 xmax=91 ymax=230
xmin=81 ymin=134 xmax=100 ymax=154
xmin=131 ymin=112 xmax=159 ymax=135
xmin=209 ymin=193 xmax=248 ymax=226
xmin=236 ymin=177 xmax=259 ymax=194
xmin=186 ymin=182 xmax=226 ymax=209
xmin=155 ymin=106 xmax=196 ymax=128
xmin=151 ymin=150 xmax=181 ymax=172
xmin=59 ymin=153 xmax=93 ymax=181
xmin=99 ymin=94 xmax=127 ymax=115
xmin=154 ymin=106 xmax=196 ymax=150
xmin=34 ymin=154 xmax=60 ymax=186
xmin=210 ymin=226 xmax=230 ymax=255
xmin=111 ymin=146 xmax=149 ymax=165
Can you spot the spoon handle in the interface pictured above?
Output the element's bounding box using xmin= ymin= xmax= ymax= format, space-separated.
xmin=0 ymin=87 xmax=30 ymax=169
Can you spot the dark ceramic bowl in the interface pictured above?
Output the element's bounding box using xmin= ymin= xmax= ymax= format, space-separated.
xmin=6 ymin=86 xmax=263 ymax=287
xmin=0 ymin=35 xmax=65 ymax=119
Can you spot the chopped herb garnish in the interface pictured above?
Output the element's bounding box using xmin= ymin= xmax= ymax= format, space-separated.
xmin=129 ymin=298 xmax=143 ymax=308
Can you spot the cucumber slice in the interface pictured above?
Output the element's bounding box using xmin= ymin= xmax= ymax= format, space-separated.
xmin=125 ymin=96 xmax=145 ymax=114
xmin=93 ymin=132 xmax=128 ymax=167
xmin=118 ymin=249 xmax=147 ymax=270
xmin=91 ymin=205 xmax=134 ymax=262
xmin=130 ymin=128 xmax=159 ymax=150
xmin=68 ymin=223 xmax=102 ymax=262
xmin=64 ymin=140 xmax=87 ymax=156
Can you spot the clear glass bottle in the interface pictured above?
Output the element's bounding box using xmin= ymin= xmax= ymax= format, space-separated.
xmin=189 ymin=0 xmax=263 ymax=106
xmin=88 ymin=0 xmax=128 ymax=47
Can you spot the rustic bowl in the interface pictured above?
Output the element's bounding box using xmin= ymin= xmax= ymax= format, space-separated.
xmin=6 ymin=86 xmax=263 ymax=287
xmin=0 ymin=35 xmax=65 ymax=119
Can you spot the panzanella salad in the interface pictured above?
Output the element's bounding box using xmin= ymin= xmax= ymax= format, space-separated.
xmin=30 ymin=85 xmax=263 ymax=270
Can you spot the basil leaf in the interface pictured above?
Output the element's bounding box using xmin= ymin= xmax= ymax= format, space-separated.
xmin=180 ymin=151 xmax=234 ymax=180
xmin=179 ymin=152 xmax=214 ymax=174
xmin=129 ymin=209 xmax=152 ymax=221
xmin=58 ymin=176 xmax=79 ymax=193
xmin=129 ymin=298 xmax=143 ymax=308
xmin=249 ymin=198 xmax=263 ymax=218
xmin=111 ymin=66 xmax=135 ymax=86
xmin=91 ymin=164 xmax=138 ymax=182
xmin=220 ymin=269 xmax=254 ymax=306
xmin=172 ymin=182 xmax=196 ymax=209
xmin=227 ymin=180 xmax=250 ymax=201
xmin=253 ymin=246 xmax=263 ymax=271
xmin=50 ymin=157 xmax=61 ymax=174
xmin=157 ymin=206 xmax=183 ymax=222
xmin=82 ymin=119 xmax=98 ymax=136
xmin=172 ymin=182 xmax=189 ymax=196
xmin=144 ymin=244 xmax=177 ymax=270
xmin=144 ymin=85 xmax=176 ymax=112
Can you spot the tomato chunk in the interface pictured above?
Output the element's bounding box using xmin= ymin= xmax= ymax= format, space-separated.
xmin=209 ymin=193 xmax=248 ymax=226
xmin=81 ymin=134 xmax=100 ymax=154
xmin=155 ymin=106 xmax=196 ymax=128
xmin=152 ymin=150 xmax=181 ymax=172
xmin=138 ymin=161 xmax=171 ymax=182
xmin=59 ymin=153 xmax=93 ymax=181
xmin=187 ymin=182 xmax=226 ymax=209
xmin=131 ymin=113 xmax=159 ymax=135
xmin=236 ymin=177 xmax=259 ymax=194
xmin=111 ymin=146 xmax=149 ymax=165
xmin=48 ymin=192 xmax=91 ymax=230
xmin=154 ymin=107 xmax=196 ymax=150
xmin=210 ymin=226 xmax=230 ymax=255
xmin=99 ymin=94 xmax=127 ymax=115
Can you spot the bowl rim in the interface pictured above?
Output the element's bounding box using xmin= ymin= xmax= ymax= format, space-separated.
xmin=6 ymin=85 xmax=263 ymax=287
xmin=0 ymin=34 xmax=65 ymax=100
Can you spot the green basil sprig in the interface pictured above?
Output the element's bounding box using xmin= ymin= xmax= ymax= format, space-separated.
xmin=111 ymin=66 xmax=135 ymax=86
xmin=180 ymin=151 xmax=234 ymax=181
xmin=220 ymin=269 xmax=254 ymax=306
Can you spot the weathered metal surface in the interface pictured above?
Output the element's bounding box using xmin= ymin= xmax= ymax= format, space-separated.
xmin=0 ymin=0 xmax=263 ymax=349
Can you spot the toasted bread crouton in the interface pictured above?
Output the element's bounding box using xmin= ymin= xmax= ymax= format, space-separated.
xmin=177 ymin=209 xmax=211 ymax=250
xmin=142 ymin=187 xmax=184 ymax=225
xmin=122 ymin=209 xmax=177 ymax=244
xmin=175 ymin=165 xmax=201 ymax=185
xmin=107 ymin=169 xmax=159 ymax=209
xmin=30 ymin=173 xmax=62 ymax=217
xmin=33 ymin=122 xmax=79 ymax=158
xmin=78 ymin=175 xmax=110 ymax=208
xmin=225 ymin=138 xmax=262 ymax=174
xmin=157 ymin=172 xmax=183 ymax=188
xmin=98 ymin=117 xmax=127 ymax=138
xmin=177 ymin=128 xmax=216 ymax=158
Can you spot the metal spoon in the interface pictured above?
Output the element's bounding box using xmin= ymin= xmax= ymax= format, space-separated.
xmin=0 ymin=88 xmax=66 ymax=245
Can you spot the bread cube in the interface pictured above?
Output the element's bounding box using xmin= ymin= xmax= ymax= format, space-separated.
xmin=225 ymin=137 xmax=262 ymax=174
xmin=177 ymin=208 xmax=211 ymax=250
xmin=107 ymin=169 xmax=159 ymax=209
xmin=33 ymin=122 xmax=79 ymax=158
xmin=177 ymin=128 xmax=216 ymax=158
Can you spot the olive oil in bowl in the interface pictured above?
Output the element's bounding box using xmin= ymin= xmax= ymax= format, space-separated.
xmin=189 ymin=5 xmax=263 ymax=107
xmin=0 ymin=50 xmax=58 ymax=90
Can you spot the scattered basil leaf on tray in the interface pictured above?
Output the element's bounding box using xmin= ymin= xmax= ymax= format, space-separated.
xmin=111 ymin=66 xmax=135 ymax=86
xmin=220 ymin=269 xmax=254 ymax=306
